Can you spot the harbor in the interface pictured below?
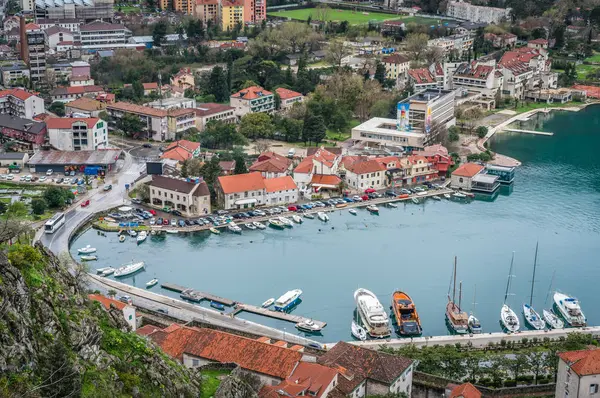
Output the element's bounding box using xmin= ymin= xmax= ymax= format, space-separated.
xmin=501 ymin=128 xmax=554 ymax=136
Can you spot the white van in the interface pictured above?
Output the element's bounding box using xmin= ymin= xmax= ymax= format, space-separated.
xmin=288 ymin=148 xmax=296 ymax=158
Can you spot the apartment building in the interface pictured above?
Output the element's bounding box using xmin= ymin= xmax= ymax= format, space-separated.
xmin=428 ymin=34 xmax=474 ymax=55
xmin=230 ymin=86 xmax=274 ymax=118
xmin=50 ymin=85 xmax=105 ymax=103
xmin=408 ymin=68 xmax=442 ymax=91
xmin=217 ymin=172 xmax=299 ymax=209
xmin=194 ymin=103 xmax=236 ymax=130
xmin=446 ymin=0 xmax=511 ymax=24
xmin=0 ymin=114 xmax=47 ymax=150
xmin=79 ymin=21 xmax=131 ymax=49
xmin=452 ymin=62 xmax=503 ymax=101
xmin=0 ymin=88 xmax=45 ymax=119
xmin=25 ymin=28 xmax=47 ymax=87
xmin=275 ymin=88 xmax=303 ymax=111
xmin=221 ymin=0 xmax=244 ymax=31
xmin=194 ymin=0 xmax=220 ymax=25
xmin=47 ymin=117 xmax=108 ymax=151
xmin=0 ymin=63 xmax=31 ymax=87
xmin=382 ymin=53 xmax=410 ymax=81
xmin=45 ymin=26 xmax=75 ymax=51
xmin=149 ymin=176 xmax=211 ymax=216
xmin=36 ymin=18 xmax=83 ymax=32
xmin=344 ymin=159 xmax=387 ymax=191
xmin=399 ymin=89 xmax=456 ymax=146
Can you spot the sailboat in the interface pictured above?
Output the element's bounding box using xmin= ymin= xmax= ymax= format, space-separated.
xmin=445 ymin=257 xmax=469 ymax=334
xmin=351 ymin=308 xmax=367 ymax=341
xmin=500 ymin=252 xmax=520 ymax=333
xmin=522 ymin=243 xmax=545 ymax=330
xmin=468 ymin=285 xmax=482 ymax=334
xmin=542 ymin=271 xmax=564 ymax=329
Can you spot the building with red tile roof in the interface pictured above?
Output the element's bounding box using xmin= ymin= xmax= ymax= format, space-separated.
xmin=451 ymin=162 xmax=498 ymax=192
xmin=170 ymin=68 xmax=195 ymax=89
xmin=343 ymin=159 xmax=387 ymax=191
xmin=264 ymin=176 xmax=298 ymax=205
xmin=452 ymin=62 xmax=503 ymax=104
xmin=275 ymin=88 xmax=304 ymax=111
xmin=259 ymin=362 xmax=339 ymax=398
xmin=89 ymin=294 xmax=137 ymax=330
xmin=218 ymin=160 xmax=236 ymax=175
xmin=446 ymin=382 xmax=481 ymax=398
xmin=217 ymin=172 xmax=299 ymax=209
xmin=46 ymin=117 xmax=108 ymax=151
xmin=382 ymin=53 xmax=410 ymax=80
xmin=407 ymin=68 xmax=439 ymax=90
xmin=311 ymin=174 xmax=342 ymax=189
xmin=160 ymin=140 xmax=201 ymax=163
xmin=292 ymin=147 xmax=341 ymax=192
xmin=452 ymin=162 xmax=484 ymax=178
xmin=250 ymin=157 xmax=291 ymax=178
xmin=557 ymin=349 xmax=600 ymax=397
xmin=413 ymin=144 xmax=453 ymax=176
xmin=0 ymin=88 xmax=44 ymax=119
xmin=230 ymin=86 xmax=275 ymax=118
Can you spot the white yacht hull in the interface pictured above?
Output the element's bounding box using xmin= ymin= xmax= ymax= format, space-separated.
xmin=523 ymin=304 xmax=545 ymax=330
xmin=553 ymin=292 xmax=586 ymax=326
xmin=351 ymin=320 xmax=367 ymax=341
xmin=543 ymin=309 xmax=564 ymax=329
xmin=354 ymin=288 xmax=391 ymax=338
xmin=501 ymin=304 xmax=520 ymax=333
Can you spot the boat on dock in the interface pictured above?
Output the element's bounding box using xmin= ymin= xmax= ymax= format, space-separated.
xmin=128 ymin=230 xmax=138 ymax=237
xmin=351 ymin=320 xmax=367 ymax=341
xmin=432 ymin=195 xmax=441 ymax=200
xmin=317 ymin=212 xmax=329 ymax=222
xmin=119 ymin=235 xmax=126 ymax=242
xmin=388 ymin=202 xmax=398 ymax=208
xmin=468 ymin=285 xmax=482 ymax=334
xmin=253 ymin=221 xmax=266 ymax=229
xmin=411 ymin=197 xmax=420 ymax=204
xmin=114 ymin=260 xmax=145 ymax=277
xmin=80 ymin=255 xmax=97 ymax=261
xmin=136 ymin=230 xmax=147 ymax=244
xmin=453 ymin=192 xmax=467 ymax=198
xmin=78 ymin=245 xmax=97 ymax=254
xmin=543 ymin=309 xmax=564 ymax=329
xmin=262 ymin=298 xmax=275 ymax=308
xmin=209 ymin=227 xmax=221 ymax=234
xmin=446 ymin=257 xmax=469 ymax=334
xmin=523 ymin=243 xmax=545 ymax=330
xmin=366 ymin=205 xmax=379 ymax=214
xmin=335 ymin=203 xmax=347 ymax=208
xmin=100 ymin=267 xmax=115 ymax=276
xmin=554 ymin=292 xmax=586 ymax=327
xmin=354 ymin=288 xmax=391 ymax=338
xmin=96 ymin=266 xmax=112 ymax=274
xmin=391 ymin=291 xmax=422 ymax=336
xmin=304 ymin=213 xmax=315 ymax=219
xmin=227 ymin=222 xmax=242 ymax=234
xmin=443 ymin=193 xmax=451 ymax=199
xmin=291 ymin=214 xmax=303 ymax=224
xmin=210 ymin=301 xmax=225 ymax=311
xmin=244 ymin=223 xmax=257 ymax=230
xmin=295 ymin=319 xmax=322 ymax=333
xmin=501 ymin=252 xmax=520 ymax=333
xmin=274 ymin=289 xmax=302 ymax=312
xmin=278 ymin=216 xmax=293 ymax=227
xmin=146 ymin=278 xmax=158 ymax=288
xmin=349 ymin=209 xmax=357 ymax=215
xmin=269 ymin=218 xmax=285 ymax=229
xmin=165 ymin=229 xmax=179 ymax=234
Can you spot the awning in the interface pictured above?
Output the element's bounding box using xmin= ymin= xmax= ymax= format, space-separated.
xmin=234 ymin=198 xmax=257 ymax=205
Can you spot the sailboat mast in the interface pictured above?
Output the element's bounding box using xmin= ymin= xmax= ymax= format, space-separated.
xmin=504 ymin=252 xmax=514 ymax=304
xmin=472 ymin=284 xmax=477 ymax=314
xmin=452 ymin=256 xmax=457 ymax=305
xmin=458 ymin=281 xmax=463 ymax=311
xmin=544 ymin=270 xmax=556 ymax=306
xmin=530 ymin=242 xmax=539 ymax=307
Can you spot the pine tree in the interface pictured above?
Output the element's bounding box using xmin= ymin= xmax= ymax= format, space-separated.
xmin=285 ymin=66 xmax=294 ymax=87
xmin=374 ymin=62 xmax=386 ymax=85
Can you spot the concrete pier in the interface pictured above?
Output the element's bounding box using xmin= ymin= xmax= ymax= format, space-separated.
xmin=502 ymin=128 xmax=554 ymax=136
xmin=233 ymin=303 xmax=327 ymax=329
xmin=161 ymin=283 xmax=235 ymax=306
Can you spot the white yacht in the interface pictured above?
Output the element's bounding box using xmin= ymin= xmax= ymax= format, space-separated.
xmin=501 ymin=304 xmax=520 ymax=333
xmin=543 ymin=309 xmax=564 ymax=329
xmin=291 ymin=214 xmax=303 ymax=224
xmin=274 ymin=289 xmax=302 ymax=312
xmin=554 ymin=292 xmax=586 ymax=327
xmin=278 ymin=216 xmax=293 ymax=227
xmin=354 ymin=288 xmax=391 ymax=338
xmin=252 ymin=221 xmax=266 ymax=229
xmin=136 ymin=231 xmax=147 ymax=244
xmin=317 ymin=212 xmax=329 ymax=222
xmin=78 ymin=245 xmax=96 ymax=254
xmin=351 ymin=320 xmax=367 ymax=341
xmin=114 ymin=260 xmax=145 ymax=277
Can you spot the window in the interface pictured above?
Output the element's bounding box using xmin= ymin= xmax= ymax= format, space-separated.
xmin=177 ymin=195 xmax=180 ymax=200
xmin=591 ymin=385 xmax=599 ymax=394
xmin=170 ymin=194 xmax=173 ymax=199
xmin=128 ymin=315 xmax=132 ymax=320
xmin=192 ymin=359 xmax=199 ymax=367
xmin=459 ymin=177 xmax=464 ymax=183
xmin=151 ymin=189 xmax=155 ymax=194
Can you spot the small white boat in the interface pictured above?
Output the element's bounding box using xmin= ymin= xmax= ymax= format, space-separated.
xmin=349 ymin=209 xmax=357 ymax=215
xmin=96 ymin=266 xmax=111 ymax=274
xmin=387 ymin=202 xmax=398 ymax=208
xmin=501 ymin=304 xmax=520 ymax=333
xmin=227 ymin=222 xmax=242 ymax=234
xmin=146 ymin=278 xmax=159 ymax=288
xmin=366 ymin=205 xmax=379 ymax=214
xmin=291 ymin=214 xmax=303 ymax=224
xmin=432 ymin=195 xmax=441 ymax=200
xmin=244 ymin=223 xmax=257 ymax=230
xmin=295 ymin=319 xmax=322 ymax=333
xmin=317 ymin=212 xmax=329 ymax=222
xmin=119 ymin=235 xmax=125 ymax=242
xmin=443 ymin=193 xmax=451 ymax=199
xmin=128 ymin=230 xmax=138 ymax=237
xmin=114 ymin=261 xmax=145 ymax=277
xmin=351 ymin=320 xmax=367 ymax=341
xmin=453 ymin=192 xmax=467 ymax=198
xmin=468 ymin=314 xmax=482 ymax=334
xmin=262 ymin=298 xmax=275 ymax=308
xmin=411 ymin=197 xmax=419 ymax=204
xmin=78 ymin=245 xmax=96 ymax=254
xmin=80 ymin=255 xmax=98 ymax=261
xmin=304 ymin=213 xmax=315 ymax=219
xmin=278 ymin=216 xmax=293 ymax=227
xmin=101 ymin=267 xmax=116 ymax=276
xmin=523 ymin=304 xmax=545 ymax=330
xmin=136 ymin=230 xmax=147 ymax=244
xmin=543 ymin=309 xmax=564 ymax=329
xmin=252 ymin=221 xmax=266 ymax=229
xmin=165 ymin=229 xmax=179 ymax=234
xmin=417 ymin=191 xmax=428 ymax=196
xmin=209 ymin=227 xmax=221 ymax=234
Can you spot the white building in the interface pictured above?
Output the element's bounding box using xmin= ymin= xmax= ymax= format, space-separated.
xmin=89 ymin=294 xmax=137 ymax=331
xmin=446 ymin=0 xmax=511 ymax=24
xmin=148 ymin=175 xmax=211 ymax=216
xmin=46 ymin=117 xmax=108 ymax=151
xmin=400 ymin=89 xmax=457 ymax=146
xmin=36 ymin=18 xmax=83 ymax=32
xmin=293 ymin=147 xmax=341 ymax=191
xmin=428 ymin=34 xmax=473 ymax=55
xmin=217 ymin=172 xmax=298 ymax=210
xmin=275 ymin=87 xmax=304 ymax=111
xmin=382 ymin=53 xmax=411 ymax=82
xmin=264 ymin=176 xmax=298 ymax=206
xmin=194 ymin=103 xmax=236 ymax=131
xmin=230 ymin=85 xmax=275 ymax=118
xmin=343 ymin=159 xmax=387 ymax=191
xmin=146 ymin=97 xmax=196 ymax=110
xmin=556 ymin=349 xmax=600 ymax=398
xmin=79 ymin=21 xmax=132 ymax=49
xmin=45 ymin=26 xmax=75 ymax=50
xmin=451 ymin=61 xmax=503 ymax=107
xmin=352 ymin=117 xmax=427 ymax=151
xmin=0 ymin=88 xmax=45 ymax=119
xmin=451 ymin=162 xmax=484 ymax=190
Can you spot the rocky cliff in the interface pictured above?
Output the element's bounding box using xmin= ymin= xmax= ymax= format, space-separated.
xmin=0 ymin=242 xmax=201 ymax=397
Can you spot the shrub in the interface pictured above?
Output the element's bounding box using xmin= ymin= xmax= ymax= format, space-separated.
xmin=31 ymin=198 xmax=47 ymax=215
xmin=504 ymin=380 xmax=517 ymax=387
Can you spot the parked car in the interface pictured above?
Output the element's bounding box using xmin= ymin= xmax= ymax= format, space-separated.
xmin=143 ymin=143 xmax=152 ymax=148
xmin=103 ymin=184 xmax=112 ymax=191
xmin=352 ymin=195 xmax=363 ymax=202
xmin=119 ymin=295 xmax=132 ymax=304
xmin=134 ymin=208 xmax=144 ymax=214
xmin=288 ymin=205 xmax=298 ymax=212
xmin=184 ymin=219 xmax=192 ymax=226
xmin=172 ymin=209 xmax=182 ymax=216
xmin=157 ymin=217 xmax=163 ymax=225
xmin=148 ymin=209 xmax=157 ymax=216
xmin=170 ymin=219 xmax=176 ymax=226
xmin=56 ymin=177 xmax=63 ymax=183
xmin=400 ymin=188 xmax=411 ymax=195
xmin=69 ymin=171 xmax=76 ymax=176
xmin=131 ymin=198 xmax=142 ymax=204
xmin=162 ymin=206 xmax=171 ymax=213
xmin=216 ymin=210 xmax=228 ymax=215
xmin=385 ymin=190 xmax=397 ymax=197
xmin=46 ymin=169 xmax=53 ymax=176
xmin=254 ymin=210 xmax=266 ymax=216
xmin=163 ymin=219 xmax=169 ymax=225
xmin=149 ymin=218 xmax=156 ymax=225
xmin=414 ymin=186 xmax=425 ymax=192
xmin=178 ymin=220 xmax=185 ymax=227
xmin=80 ymin=199 xmax=90 ymax=207
xmin=39 ymin=176 xmax=47 ymax=182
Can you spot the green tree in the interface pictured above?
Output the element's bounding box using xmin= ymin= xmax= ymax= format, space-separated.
xmin=152 ymin=21 xmax=168 ymax=47
xmin=476 ymin=126 xmax=488 ymax=138
xmin=282 ymin=117 xmax=303 ymax=142
xmin=374 ymin=62 xmax=386 ymax=85
xmin=209 ymin=66 xmax=230 ymax=102
xmin=239 ymin=113 xmax=274 ymax=140
xmin=0 ymin=201 xmax=6 ymax=214
xmin=303 ymin=112 xmax=326 ymax=146
xmin=132 ymin=80 xmax=144 ymax=99
xmin=98 ymin=111 xmax=110 ymax=122
xmin=7 ymin=201 xmax=27 ymax=217
xmin=527 ymin=351 xmax=546 ymax=384
xmin=117 ymin=113 xmax=145 ymax=137
xmin=502 ymin=353 xmax=530 ymax=382
xmin=232 ymin=148 xmax=248 ymax=174
xmin=181 ymin=159 xmax=189 ymax=178
xmin=448 ymin=125 xmax=460 ymax=142
xmin=200 ymin=120 xmax=247 ymax=149
xmin=48 ymin=101 xmax=65 ymax=116
xmin=31 ymin=198 xmax=47 ymax=215
xmin=199 ymin=156 xmax=222 ymax=198
xmin=44 ymin=187 xmax=71 ymax=208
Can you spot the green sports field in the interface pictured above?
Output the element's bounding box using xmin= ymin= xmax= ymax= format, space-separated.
xmin=268 ymin=8 xmax=446 ymax=25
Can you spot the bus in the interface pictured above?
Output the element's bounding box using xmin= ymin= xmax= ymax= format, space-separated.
xmin=45 ymin=212 xmax=66 ymax=234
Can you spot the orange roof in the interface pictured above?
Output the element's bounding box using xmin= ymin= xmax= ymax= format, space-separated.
xmin=88 ymin=294 xmax=127 ymax=310
xmin=257 ymin=151 xmax=292 ymax=165
xmin=408 ymin=68 xmax=436 ymax=84
xmin=529 ymin=38 xmax=548 ymax=45
xmin=46 ymin=117 xmax=100 ymax=129
xmin=0 ymin=88 xmax=35 ymax=101
xmin=374 ymin=156 xmax=401 ymax=167
xmin=218 ymin=172 xmax=265 ymax=194
xmin=294 ymin=157 xmax=314 ymax=174
xmin=346 ymin=159 xmax=386 ymax=175
xmin=407 ymin=155 xmax=427 ymax=163
xmin=449 ymin=383 xmax=481 ymax=398
xmin=25 ymin=23 xmax=40 ymax=31
xmin=558 ymin=349 xmax=600 ymax=376
xmin=249 ymin=158 xmax=290 ymax=174
xmin=143 ymin=82 xmax=158 ymax=90
xmin=108 ymin=102 xmax=167 ymax=118
xmin=313 ymin=147 xmax=337 ymax=168
xmin=340 ymin=155 xmax=363 ymax=169
xmin=256 ymin=336 xmax=271 ymax=343
xmin=137 ymin=324 xmax=161 ymax=336
xmin=452 ymin=163 xmax=484 ymax=178
xmin=161 ymin=147 xmax=194 ymax=162
xmin=264 ymin=176 xmax=297 ymax=193
xmin=231 ymin=86 xmax=273 ymax=100
xmin=165 ymin=139 xmax=200 ymax=152
xmin=259 ymin=362 xmax=338 ymax=398
xmin=275 ymin=87 xmax=302 ymax=100
xmin=311 ymin=174 xmax=342 ymax=186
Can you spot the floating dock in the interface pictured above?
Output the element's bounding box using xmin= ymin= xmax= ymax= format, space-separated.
xmin=502 ymin=128 xmax=554 ymax=136
xmin=233 ymin=303 xmax=327 ymax=329
xmin=161 ymin=283 xmax=235 ymax=306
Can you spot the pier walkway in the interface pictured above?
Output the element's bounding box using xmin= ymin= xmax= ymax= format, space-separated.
xmin=502 ymin=128 xmax=554 ymax=136
xmin=161 ymin=283 xmax=235 ymax=306
xmin=233 ymin=304 xmax=327 ymax=329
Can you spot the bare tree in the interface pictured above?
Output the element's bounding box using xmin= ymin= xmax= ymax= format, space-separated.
xmin=404 ymin=33 xmax=429 ymax=63
xmin=325 ymin=39 xmax=353 ymax=69
xmin=314 ymin=4 xmax=330 ymax=22
xmin=424 ymin=46 xmax=444 ymax=65
xmin=254 ymin=139 xmax=270 ymax=155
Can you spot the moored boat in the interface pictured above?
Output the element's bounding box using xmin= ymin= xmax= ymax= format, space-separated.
xmin=244 ymin=223 xmax=257 ymax=230
xmin=411 ymin=197 xmax=420 ymax=204
xmin=453 ymin=192 xmax=467 ymax=198
xmin=304 ymin=213 xmax=315 ymax=219
xmin=128 ymin=230 xmax=138 ymax=237
xmin=523 ymin=243 xmax=545 ymax=330
xmin=443 ymin=193 xmax=451 ymax=199
xmin=278 ymin=216 xmax=293 ymax=227
xmin=335 ymin=203 xmax=347 ymax=208
xmin=227 ymin=222 xmax=242 ymax=234
xmin=262 ymin=298 xmax=275 ymax=308
xmin=354 ymin=288 xmax=391 ymax=338
xmin=291 ymin=214 xmax=303 ymax=223
xmin=269 ymin=218 xmax=285 ymax=229
xmin=501 ymin=252 xmax=520 ymax=333
xmin=432 ymin=195 xmax=441 ymax=200
xmin=114 ymin=260 xmax=145 ymax=277
xmin=209 ymin=227 xmax=221 ymax=234
xmin=96 ymin=266 xmax=112 ymax=274
xmin=317 ymin=212 xmax=329 ymax=222
xmin=391 ymin=291 xmax=422 ymax=336
xmin=80 ymin=255 xmax=98 ymax=261
xmin=349 ymin=209 xmax=357 ymax=215
xmin=274 ymin=289 xmax=302 ymax=312
xmin=210 ymin=301 xmax=225 ymax=311
xmin=165 ymin=229 xmax=179 ymax=234
xmin=78 ymin=245 xmax=97 ymax=254
xmin=101 ymin=267 xmax=115 ymax=276
xmin=468 ymin=314 xmax=482 ymax=334
xmin=252 ymin=221 xmax=266 ymax=229
xmin=119 ymin=235 xmax=126 ymax=242
xmin=543 ymin=309 xmax=564 ymax=329
xmin=446 ymin=257 xmax=469 ymax=334
xmin=136 ymin=230 xmax=147 ymax=244
xmin=366 ymin=205 xmax=379 ymax=214
xmin=295 ymin=319 xmax=322 ymax=333
xmin=554 ymin=292 xmax=586 ymax=327
xmin=388 ymin=202 xmax=398 ymax=208
xmin=351 ymin=320 xmax=367 ymax=341
xmin=146 ymin=278 xmax=158 ymax=288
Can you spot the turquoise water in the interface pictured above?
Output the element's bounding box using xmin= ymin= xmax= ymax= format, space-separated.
xmin=72 ymin=106 xmax=600 ymax=342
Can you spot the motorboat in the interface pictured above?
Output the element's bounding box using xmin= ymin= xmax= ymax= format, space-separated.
xmin=80 ymin=255 xmax=97 ymax=261
xmin=354 ymin=288 xmax=391 ymax=338
xmin=278 ymin=216 xmax=293 ymax=227
xmin=351 ymin=320 xmax=367 ymax=341
xmin=244 ymin=223 xmax=257 ymax=230
xmin=335 ymin=203 xmax=347 ymax=208
xmin=262 ymin=298 xmax=275 ymax=308
xmin=253 ymin=221 xmax=266 ymax=229
xmin=453 ymin=192 xmax=467 ymax=198
xmin=227 ymin=222 xmax=242 ymax=234
xmin=468 ymin=314 xmax=482 ymax=334
xmin=295 ymin=319 xmax=322 ymax=333
xmin=317 ymin=212 xmax=329 ymax=222
xmin=366 ymin=205 xmax=379 ymax=214
xmin=209 ymin=227 xmax=221 ymax=234
xmin=128 ymin=230 xmax=138 ymax=237
xmin=391 ymin=291 xmax=422 ymax=336
xmin=446 ymin=257 xmax=469 ymax=334
xmin=146 ymin=278 xmax=158 ymax=288
xmin=274 ymin=289 xmax=302 ymax=312
xmin=119 ymin=235 xmax=125 ymax=243
xmin=269 ymin=219 xmax=285 ymax=229
xmin=304 ymin=213 xmax=315 ymax=219
xmin=432 ymin=195 xmax=441 ymax=200
xmin=136 ymin=230 xmax=147 ymax=244
xmin=501 ymin=304 xmax=520 ymax=333
xmin=349 ymin=209 xmax=357 ymax=215
xmin=443 ymin=193 xmax=451 ymax=199
xmin=165 ymin=229 xmax=179 ymax=234
xmin=411 ymin=197 xmax=420 ymax=204
xmin=387 ymin=202 xmax=398 ymax=208
xmin=554 ymin=292 xmax=586 ymax=327
xmin=543 ymin=309 xmax=564 ymax=329
xmin=78 ymin=245 xmax=97 ymax=254
xmin=114 ymin=260 xmax=145 ymax=277
xmin=101 ymin=267 xmax=115 ymax=276
xmin=96 ymin=266 xmax=112 ymax=274
xmin=210 ymin=301 xmax=225 ymax=311
xmin=523 ymin=304 xmax=545 ymax=330
xmin=291 ymin=214 xmax=303 ymax=224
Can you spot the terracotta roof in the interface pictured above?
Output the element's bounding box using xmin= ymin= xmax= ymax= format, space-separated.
xmin=219 ymin=160 xmax=236 ymax=171
xmin=218 ymin=172 xmax=265 ymax=194
xmin=264 ymin=176 xmax=297 ymax=193
xmin=293 ymin=157 xmax=314 ymax=174
xmin=306 ymin=147 xmax=342 ymax=156
xmin=259 ymin=362 xmax=338 ymax=398
xmin=143 ymin=82 xmax=158 ymax=90
xmin=88 ymin=294 xmax=127 ymax=310
xmin=454 ymin=62 xmax=493 ymax=79
xmin=51 ymin=85 xmax=105 ymax=96
xmin=46 ymin=117 xmax=100 ymax=129
xmin=194 ymin=103 xmax=235 ymax=117
xmin=66 ymin=97 xmax=106 ymax=111
xmin=318 ymin=341 xmax=413 ymax=394
xmin=249 ymin=158 xmax=290 ymax=174
xmin=167 ymin=108 xmax=195 ymax=117
xmin=0 ymin=88 xmax=35 ymax=101
xmin=221 ymin=0 xmax=244 ymax=7
xmin=165 ymin=139 xmax=200 ymax=153
xmin=172 ymin=68 xmax=193 ymax=79
xmin=374 ymin=156 xmax=401 ymax=167
xmin=340 ymin=155 xmax=363 ymax=169
xmin=311 ymin=174 xmax=342 ymax=186
xmin=144 ymin=324 xmax=302 ymax=378
xmin=25 ymin=23 xmax=40 ymax=31
xmin=408 ymin=68 xmax=436 ymax=84
xmin=449 ymin=382 xmax=482 ymax=398
xmin=150 ymin=175 xmax=209 ymax=196
xmin=136 ymin=324 xmax=161 ymax=336
xmin=413 ymin=144 xmax=449 ymax=157
xmin=161 ymin=147 xmax=193 ymax=162
xmin=275 ymin=87 xmax=302 ymax=100
xmin=345 ymin=159 xmax=386 ymax=174
xmin=558 ymin=349 xmax=600 ymax=376
xmin=434 ymin=62 xmax=444 ymax=76
xmin=313 ymin=148 xmax=337 ymax=168
xmin=257 ymin=151 xmax=292 ymax=165
xmin=196 ymin=0 xmax=219 ymax=4
xmin=529 ymin=38 xmax=548 ymax=45
xmin=108 ymin=102 xmax=167 ymax=118
xmin=452 ymin=163 xmax=484 ymax=178
xmin=231 ymin=86 xmax=273 ymax=100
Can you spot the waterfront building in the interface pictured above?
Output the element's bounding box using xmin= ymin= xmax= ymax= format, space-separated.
xmin=259 ymin=362 xmax=339 ymax=398
xmin=217 ymin=172 xmax=298 ymax=209
xmin=0 ymin=88 xmax=45 ymax=119
xmin=317 ymin=341 xmax=414 ymax=397
xmin=451 ymin=62 xmax=503 ymax=109
xmin=194 ymin=103 xmax=236 ymax=131
xmin=264 ymin=175 xmax=298 ymax=206
xmin=451 ymin=163 xmax=500 ymax=193
xmin=343 ymin=159 xmax=387 ymax=191
xmin=0 ymin=114 xmax=46 ymax=150
xmin=275 ymin=88 xmax=303 ymax=112
xmin=249 ymin=155 xmax=292 ymax=178
xmin=445 ymin=382 xmax=482 ymax=398
xmin=556 ymin=349 xmax=600 ymax=398
xmin=148 ymin=175 xmax=211 ymax=216
xmin=351 ymin=117 xmax=426 ymax=152
xmin=293 ymin=147 xmax=341 ymax=192
xmin=160 ymin=140 xmax=201 ymax=163
xmin=46 ymin=117 xmax=108 ymax=151
xmin=485 ymin=164 xmax=515 ymax=184
xmin=446 ymin=0 xmax=511 ymax=24
xmin=400 ymin=155 xmax=439 ymax=185
xmin=89 ymin=294 xmax=137 ymax=331
xmin=413 ymin=144 xmax=454 ymax=177
xmin=230 ymin=86 xmax=275 ymax=119
xmin=382 ymin=53 xmax=410 ymax=82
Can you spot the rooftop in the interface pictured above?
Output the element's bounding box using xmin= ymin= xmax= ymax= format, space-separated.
xmin=194 ymin=103 xmax=234 ymax=117
xmin=0 ymin=114 xmax=45 ymax=135
xmin=218 ymin=172 xmax=265 ymax=194
xmin=454 ymin=62 xmax=494 ymax=79
xmin=88 ymin=293 xmax=128 ymax=311
xmin=345 ymin=159 xmax=386 ymax=175
xmin=81 ymin=20 xmax=130 ymax=32
xmin=66 ymin=97 xmax=106 ymax=112
xmin=0 ymin=88 xmax=36 ymax=101
xmin=275 ymin=87 xmax=302 ymax=100
xmin=27 ymin=149 xmax=121 ymax=166
xmin=448 ymin=382 xmax=482 ymax=398
xmin=452 ymin=163 xmax=484 ymax=178
xmin=149 ymin=175 xmax=209 ymax=196
xmin=46 ymin=117 xmax=100 ymax=129
xmin=407 ymin=67 xmax=436 ymax=84
xmin=264 ymin=175 xmax=297 ymax=193
xmin=259 ymin=362 xmax=338 ymax=398
xmin=558 ymin=349 xmax=600 ymax=376
xmin=249 ymin=157 xmax=290 ymax=174
xmin=0 ymin=152 xmax=27 ymax=160
xmin=471 ymin=173 xmax=498 ymax=184
xmin=231 ymin=86 xmax=273 ymax=100
xmin=404 ymin=89 xmax=455 ymax=104
xmin=108 ymin=102 xmax=167 ymax=118
xmin=353 ymin=117 xmax=425 ymax=139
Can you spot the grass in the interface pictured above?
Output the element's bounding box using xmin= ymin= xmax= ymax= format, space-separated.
xmin=584 ymin=52 xmax=600 ymax=63
xmin=200 ymin=369 xmax=231 ymax=398
xmin=511 ymin=100 xmax=584 ymax=114
xmin=325 ymin=119 xmax=360 ymax=141
xmin=268 ymin=8 xmax=446 ymax=25
xmin=115 ymin=5 xmax=142 ymax=13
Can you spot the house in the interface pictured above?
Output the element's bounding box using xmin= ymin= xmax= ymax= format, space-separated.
xmin=408 ymin=67 xmax=440 ymax=91
xmin=451 ymin=162 xmax=499 ymax=193
xmin=556 ymin=349 xmax=600 ymax=398
xmin=217 ymin=171 xmax=266 ymax=209
xmin=65 ymin=97 xmax=107 ymax=117
xmin=263 ymin=175 xmax=298 ymax=206
xmin=50 ymin=85 xmax=106 ymax=103
xmin=0 ymin=62 xmax=31 ymax=87
xmin=79 ymin=21 xmax=132 ymax=50
xmin=46 ymin=117 xmax=108 ymax=151
xmin=230 ymin=86 xmax=275 ymax=118
xmin=259 ymin=362 xmax=339 ymax=398
xmin=170 ymin=68 xmax=195 ymax=89
xmin=343 ymin=158 xmax=387 ymax=191
xmin=412 ymin=144 xmax=454 ymax=176
xmin=317 ymin=341 xmax=414 ymax=397
xmin=138 ymin=323 xmax=308 ymax=386
xmin=452 ymin=61 xmax=503 ymax=107
xmin=382 ymin=53 xmax=410 ymax=82
xmin=0 ymin=88 xmax=45 ymax=119
xmin=194 ymin=103 xmax=236 ymax=130
xmin=218 ymin=160 xmax=236 ymax=175
xmin=275 ymin=88 xmax=303 ymax=111
xmin=249 ymin=152 xmax=292 ymax=178
xmin=124 ymin=82 xmax=159 ymax=96
xmin=527 ymin=38 xmax=549 ymax=51
xmin=0 ymin=114 xmax=47 ymax=150
xmin=484 ymin=32 xmax=517 ymax=48
xmin=0 ymin=152 xmax=29 ymax=169
xmin=292 ymin=147 xmax=340 ymax=192
xmin=88 ymin=294 xmax=137 ymax=331
xmin=44 ymin=26 xmax=74 ymax=50
xmin=148 ymin=175 xmax=211 ymax=216
xmin=445 ymin=382 xmax=482 ymax=398
xmin=160 ymin=140 xmax=201 ymax=163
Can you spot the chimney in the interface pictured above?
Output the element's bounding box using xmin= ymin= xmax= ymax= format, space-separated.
xmin=19 ymin=16 xmax=29 ymax=65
